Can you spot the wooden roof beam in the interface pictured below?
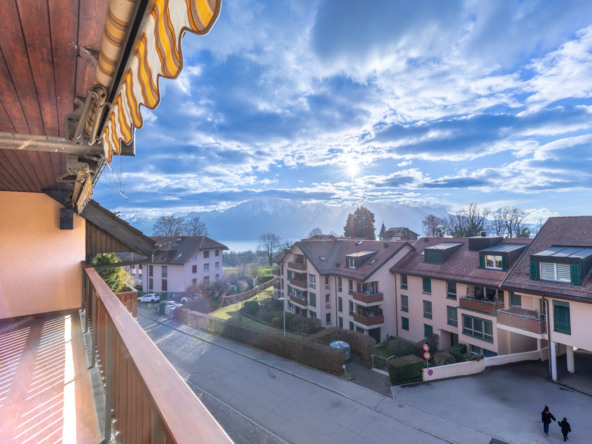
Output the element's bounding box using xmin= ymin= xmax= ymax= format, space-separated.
xmin=0 ymin=132 xmax=102 ymax=155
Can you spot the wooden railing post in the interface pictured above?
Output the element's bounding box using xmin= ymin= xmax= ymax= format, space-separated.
xmin=91 ymin=288 xmax=97 ymax=368
xmin=151 ymin=411 xmax=165 ymax=444
xmin=103 ymin=320 xmax=113 ymax=443
xmin=83 ymin=272 xmax=90 ymax=333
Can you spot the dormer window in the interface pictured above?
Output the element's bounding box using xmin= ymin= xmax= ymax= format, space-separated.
xmin=485 ymin=255 xmax=503 ymax=270
xmin=530 ymin=246 xmax=592 ymax=285
xmin=540 ymin=262 xmax=571 ymax=282
xmin=347 ymin=257 xmax=356 ymax=269
xmin=320 ymin=256 xmax=326 ymax=261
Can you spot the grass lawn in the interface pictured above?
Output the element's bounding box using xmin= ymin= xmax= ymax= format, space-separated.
xmin=223 ymin=266 xmax=275 ymax=277
xmin=374 ymin=344 xmax=389 ymax=359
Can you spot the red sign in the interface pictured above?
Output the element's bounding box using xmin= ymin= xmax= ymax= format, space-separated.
xmin=423 ymin=344 xmax=430 ymax=352
xmin=428 ymin=369 xmax=433 ymax=376
xmin=423 ymin=352 xmax=431 ymax=360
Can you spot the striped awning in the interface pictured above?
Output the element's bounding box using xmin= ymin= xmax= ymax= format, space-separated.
xmin=91 ymin=0 xmax=221 ymax=162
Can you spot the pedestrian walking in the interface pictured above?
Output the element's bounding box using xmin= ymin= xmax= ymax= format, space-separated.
xmin=541 ymin=405 xmax=557 ymax=437
xmin=558 ymin=417 xmax=571 ymax=441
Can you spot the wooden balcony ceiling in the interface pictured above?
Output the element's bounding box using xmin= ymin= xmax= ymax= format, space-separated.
xmin=0 ymin=313 xmax=98 ymax=442
xmin=0 ymin=0 xmax=108 ymax=193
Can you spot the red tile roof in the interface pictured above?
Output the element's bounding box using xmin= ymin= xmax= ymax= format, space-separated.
xmin=119 ymin=236 xmax=228 ymax=265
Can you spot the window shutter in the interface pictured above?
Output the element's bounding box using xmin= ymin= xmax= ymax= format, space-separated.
xmin=502 ymin=256 xmax=508 ymax=271
xmin=288 ymin=270 xmax=292 ymax=280
xmin=570 ymin=264 xmax=581 ymax=285
xmin=309 ymin=293 xmax=316 ymax=307
xmin=479 ymin=255 xmax=485 ymax=269
xmin=529 ymin=261 xmax=539 ymax=280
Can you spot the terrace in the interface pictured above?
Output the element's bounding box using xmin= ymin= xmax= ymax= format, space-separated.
xmin=497 ymin=306 xmax=547 ymax=338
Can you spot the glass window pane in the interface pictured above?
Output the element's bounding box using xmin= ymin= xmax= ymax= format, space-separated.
xmin=540 ymin=262 xmax=555 ymax=280
xmin=464 ymin=316 xmax=472 ymax=328
xmin=557 ymin=264 xmax=571 ymax=282
xmin=486 ymin=256 xmax=494 ymax=268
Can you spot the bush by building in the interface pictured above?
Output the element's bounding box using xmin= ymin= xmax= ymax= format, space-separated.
xmin=432 ymin=351 xmax=455 ymax=366
xmin=272 ymin=312 xmax=296 ymax=329
xmin=413 ymin=334 xmax=440 ymax=358
xmin=306 ymin=327 xmax=376 ymax=366
xmin=386 ymin=338 xmax=415 ymax=358
xmin=388 ymin=355 xmax=425 ymax=384
xmin=260 ymin=312 xmax=274 ymax=323
xmin=448 ymin=344 xmax=467 ymax=362
xmin=288 ymin=316 xmax=317 ymax=335
xmin=243 ymin=300 xmax=259 ymax=315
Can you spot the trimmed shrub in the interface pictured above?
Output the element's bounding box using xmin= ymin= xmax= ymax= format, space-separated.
xmin=467 ymin=354 xmax=484 ymax=361
xmin=260 ymin=312 xmax=274 ymax=323
xmin=387 ymin=339 xmax=415 ymax=358
xmin=243 ymin=313 xmax=275 ymax=327
xmin=460 ymin=353 xmax=474 ymax=362
xmin=433 ymin=352 xmax=455 ymax=367
xmin=306 ymin=327 xmax=376 ymax=366
xmin=388 ymin=355 xmax=425 ymax=384
xmin=288 ymin=316 xmax=316 ymax=335
xmin=414 ymin=334 xmax=440 ymax=358
xmin=272 ymin=312 xmax=296 ymax=329
xmin=243 ymin=300 xmax=259 ymax=315
xmin=449 ymin=344 xmax=467 ymax=362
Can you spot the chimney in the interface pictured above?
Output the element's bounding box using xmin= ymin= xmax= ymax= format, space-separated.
xmin=480 ymin=231 xmax=487 ymax=237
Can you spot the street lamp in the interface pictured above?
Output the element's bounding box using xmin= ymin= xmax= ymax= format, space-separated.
xmin=277 ymin=297 xmax=286 ymax=338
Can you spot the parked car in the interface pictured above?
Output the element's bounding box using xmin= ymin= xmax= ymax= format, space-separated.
xmin=180 ymin=296 xmax=193 ymax=304
xmin=137 ymin=294 xmax=160 ymax=303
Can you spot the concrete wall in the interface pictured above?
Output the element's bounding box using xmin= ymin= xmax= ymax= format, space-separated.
xmin=0 ymin=192 xmax=85 ymax=318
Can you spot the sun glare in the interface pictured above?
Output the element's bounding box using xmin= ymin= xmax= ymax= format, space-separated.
xmin=346 ymin=160 xmax=359 ymax=177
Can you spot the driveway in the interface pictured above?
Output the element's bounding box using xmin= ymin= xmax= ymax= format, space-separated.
xmin=138 ymin=311 xmax=498 ymax=444
xmin=392 ymin=363 xmax=592 ymax=444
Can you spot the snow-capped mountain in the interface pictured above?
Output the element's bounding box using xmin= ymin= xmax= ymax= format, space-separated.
xmin=121 ymin=198 xmax=449 ymax=241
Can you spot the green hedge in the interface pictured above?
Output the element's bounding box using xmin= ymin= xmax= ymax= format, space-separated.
xmin=178 ymin=309 xmax=345 ymax=374
xmin=243 ymin=300 xmax=259 ymax=315
xmin=242 ymin=312 xmax=275 ymax=327
xmin=387 ymin=338 xmax=415 ymax=358
xmin=388 ymin=355 xmax=425 ymax=384
xmin=288 ymin=316 xmax=317 ymax=334
xmin=433 ymin=351 xmax=455 ymax=366
xmin=272 ymin=312 xmax=296 ymax=329
xmin=449 ymin=344 xmax=467 ymax=362
xmin=306 ymin=327 xmax=376 ymax=366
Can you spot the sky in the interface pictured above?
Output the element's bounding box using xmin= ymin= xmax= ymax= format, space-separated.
xmin=94 ymin=0 xmax=592 ymax=223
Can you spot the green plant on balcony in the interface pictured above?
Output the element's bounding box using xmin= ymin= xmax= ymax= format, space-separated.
xmin=93 ymin=253 xmax=135 ymax=293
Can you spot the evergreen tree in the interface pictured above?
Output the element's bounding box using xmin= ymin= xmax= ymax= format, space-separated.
xmin=93 ymin=253 xmax=135 ymax=293
xmin=344 ymin=207 xmax=376 ymax=240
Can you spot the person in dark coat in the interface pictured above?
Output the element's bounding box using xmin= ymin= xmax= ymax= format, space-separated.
xmin=558 ymin=417 xmax=571 ymax=441
xmin=541 ymin=405 xmax=557 ymax=437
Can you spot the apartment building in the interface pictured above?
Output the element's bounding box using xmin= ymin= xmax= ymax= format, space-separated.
xmin=122 ymin=236 xmax=228 ymax=293
xmin=276 ymin=238 xmax=414 ymax=343
xmin=390 ymin=235 xmax=534 ymax=356
xmin=503 ymin=217 xmax=592 ymax=381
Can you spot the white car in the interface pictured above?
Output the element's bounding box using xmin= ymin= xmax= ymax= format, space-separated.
xmin=137 ymin=294 xmax=160 ymax=303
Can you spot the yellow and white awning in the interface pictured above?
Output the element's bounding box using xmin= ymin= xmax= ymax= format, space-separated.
xmin=92 ymin=0 xmax=221 ymax=162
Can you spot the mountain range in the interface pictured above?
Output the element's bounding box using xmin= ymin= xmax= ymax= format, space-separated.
xmin=121 ymin=198 xmax=449 ymax=242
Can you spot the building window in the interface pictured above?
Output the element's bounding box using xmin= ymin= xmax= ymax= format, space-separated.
xmin=447 ymin=306 xmax=458 ymax=327
xmin=192 ymin=265 xmax=197 ymax=273
xmin=401 ymin=295 xmax=408 ymax=312
xmin=447 ymin=282 xmax=457 ymax=299
xmin=348 ymin=279 xmax=353 ymax=294
xmin=325 ymin=294 xmax=330 ymax=308
xmin=309 ymin=293 xmax=316 ymax=307
xmin=281 ymin=265 xmax=284 ymax=275
xmin=192 ymin=279 xmax=197 ymax=285
xmin=162 ymin=279 xmax=168 ymax=291
xmin=204 ymin=251 xmax=209 ymax=259
xmin=401 ymin=274 xmax=408 ymax=289
xmin=347 ymin=257 xmax=355 ymax=269
xmin=339 ymin=317 xmax=343 ymax=328
xmin=424 ymin=324 xmax=433 ymax=337
xmin=338 ymin=277 xmax=342 ymax=292
xmin=161 ymin=266 xmax=167 ymax=278
xmin=281 ymin=279 xmax=284 ymax=289
xmin=422 ymin=277 xmax=431 ymax=294
xmin=402 ymin=317 xmax=409 ymax=331
xmin=204 ymin=263 xmax=209 ymax=271
xmin=309 ymin=274 xmax=316 ymax=288
xmin=423 ymin=301 xmax=432 ymax=319
xmin=425 ymin=251 xmax=440 ymax=264
xmin=215 ymin=262 xmax=219 ymax=269
xmin=338 ymin=297 xmax=343 ymax=312
xmin=349 ymin=321 xmax=354 ymax=331
xmin=309 ymin=311 xmax=316 ymax=319
xmin=470 ymin=345 xmax=497 ymax=357
xmin=149 ymin=265 xmax=153 ymax=277
xmin=215 ymin=274 xmax=219 ymax=281
xmin=510 ymin=292 xmax=522 ymax=307
xmin=325 ymin=276 xmax=330 ymax=288
xmin=203 ymin=276 xmax=210 ymax=284
xmin=149 ymin=278 xmax=153 ymax=290
xmin=540 ymin=262 xmax=571 ymax=282
xmin=462 ymin=315 xmax=493 ymax=343
xmin=326 ymin=313 xmax=331 ymax=325
xmin=349 ymin=300 xmax=354 ymax=315
xmin=485 ymin=255 xmax=503 ymax=270
xmin=287 ymin=301 xmax=293 ymax=311
xmin=215 ymin=250 xmax=219 ymax=256
xmin=553 ymin=301 xmax=571 ymax=334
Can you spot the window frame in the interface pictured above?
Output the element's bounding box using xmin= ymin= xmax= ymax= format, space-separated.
xmin=204 ymin=263 xmax=209 ymax=272
xmin=192 ymin=265 xmax=197 ymax=274
xmin=161 ymin=266 xmax=167 ymax=278
xmin=401 ymin=317 xmax=409 ymax=331
xmin=338 ymin=277 xmax=343 ymax=292
xmin=401 ymin=274 xmax=408 ymax=290
xmin=447 ymin=281 xmax=457 ymax=300
xmin=462 ymin=315 xmax=494 ymax=343
xmin=309 ymin=274 xmax=316 ymax=288
xmin=347 ymin=257 xmax=356 ymax=269
xmin=338 ymin=317 xmax=343 ymax=328
xmin=423 ymin=300 xmax=432 ymax=319
xmin=401 ymin=295 xmax=408 ymax=312
xmin=204 ymin=251 xmax=210 ymax=259
xmin=348 ymin=300 xmax=354 ymax=315
xmin=447 ymin=306 xmax=458 ymax=327
xmin=326 ymin=313 xmax=331 ymax=325
xmin=485 ymin=255 xmax=503 ymax=270
xmin=553 ymin=300 xmax=571 ymax=335
xmin=348 ymin=279 xmax=353 ymax=294
xmin=510 ymin=292 xmax=522 ymax=307
xmin=338 ymin=296 xmax=343 ymax=312
xmin=422 ymin=277 xmax=431 ymax=295
xmin=309 ymin=292 xmax=316 ymax=307
xmin=424 ymin=324 xmax=433 ymax=337
xmin=540 ymin=262 xmax=571 ymax=283
xmin=325 ymin=294 xmax=331 ymax=308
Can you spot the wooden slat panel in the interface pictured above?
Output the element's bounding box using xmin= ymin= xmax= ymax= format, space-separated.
xmin=48 ymin=0 xmax=79 ymax=138
xmin=24 ymin=151 xmax=48 ymax=190
xmin=76 ymin=0 xmax=108 ymax=99
xmin=0 ymin=1 xmax=45 ymax=135
xmin=36 ymin=151 xmax=57 ymax=190
xmin=0 ymin=150 xmax=36 ymax=191
xmin=16 ymin=0 xmax=60 ymax=137
xmin=0 ymin=102 xmax=16 ymax=133
xmin=0 ymin=48 xmax=30 ymax=134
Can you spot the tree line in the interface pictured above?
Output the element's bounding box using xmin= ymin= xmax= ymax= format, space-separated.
xmin=152 ymin=215 xmax=208 ymax=236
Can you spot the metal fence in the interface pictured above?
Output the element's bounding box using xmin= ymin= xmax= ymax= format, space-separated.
xmin=371 ymin=354 xmax=396 ymax=371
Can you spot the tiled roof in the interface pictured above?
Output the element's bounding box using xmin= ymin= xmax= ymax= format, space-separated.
xmin=133 ymin=236 xmax=229 ymax=265
xmin=274 ymin=250 xmax=289 ymax=264
xmin=503 ymin=217 xmax=592 ymax=301
xmin=390 ymin=237 xmax=532 ymax=287
xmin=293 ymin=239 xmax=413 ymax=281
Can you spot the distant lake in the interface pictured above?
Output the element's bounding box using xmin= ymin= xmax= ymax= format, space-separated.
xmin=218 ymin=239 xmax=298 ymax=253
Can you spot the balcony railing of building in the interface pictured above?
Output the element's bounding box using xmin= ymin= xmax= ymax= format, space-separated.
xmin=497 ymin=306 xmax=547 ymax=335
xmin=459 ymin=297 xmax=504 ymax=316
xmin=289 ymin=278 xmax=307 ymax=289
xmin=272 ymin=268 xmax=280 ymax=276
xmin=289 ymin=293 xmax=308 ymax=307
xmin=273 ymin=281 xmax=281 ymax=290
xmin=84 ymin=265 xmax=230 ymax=443
xmin=352 ymin=291 xmax=384 ymax=305
xmin=353 ymin=308 xmax=384 ymax=327
xmin=287 ymin=262 xmax=306 ymax=271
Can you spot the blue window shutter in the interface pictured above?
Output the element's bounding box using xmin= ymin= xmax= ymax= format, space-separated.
xmin=553 ymin=301 xmax=571 ymax=334
xmin=570 ymin=264 xmax=581 ymax=285
xmin=309 ymin=293 xmax=316 ymax=307
xmin=502 ymin=256 xmax=508 ymax=271
xmin=479 ymin=255 xmax=485 ymax=269
xmin=530 ymin=261 xmax=539 ymax=280
xmin=288 ymin=270 xmax=292 ymax=280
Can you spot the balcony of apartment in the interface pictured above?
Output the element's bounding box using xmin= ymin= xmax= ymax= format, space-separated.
xmin=353 ymin=307 xmax=384 ymax=328
xmin=289 ymin=278 xmax=308 ymax=290
xmin=459 ymin=286 xmax=504 ymax=316
xmin=352 ymin=282 xmax=383 ymax=306
xmin=287 ymin=254 xmax=306 ymax=271
xmin=272 ymin=268 xmax=280 ymax=277
xmin=497 ymin=306 xmax=548 ymax=339
xmin=273 ymin=281 xmax=281 ymax=290
xmin=289 ymin=291 xmax=308 ymax=307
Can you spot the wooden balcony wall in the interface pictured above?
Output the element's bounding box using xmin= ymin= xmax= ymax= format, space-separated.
xmin=289 ymin=278 xmax=307 ymax=289
xmin=289 ymin=295 xmax=308 ymax=307
xmin=459 ymin=297 xmax=504 ymax=316
xmin=353 ymin=314 xmax=384 ymax=327
xmin=84 ymin=265 xmax=230 ymax=443
xmin=497 ymin=309 xmax=547 ymax=335
xmin=272 ymin=268 xmax=280 ymax=276
xmin=287 ymin=262 xmax=306 ymax=271
xmin=115 ymin=288 xmax=138 ymax=318
xmin=352 ymin=291 xmax=384 ymax=304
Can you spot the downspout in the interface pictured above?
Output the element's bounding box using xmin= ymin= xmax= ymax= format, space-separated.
xmin=335 ymin=275 xmax=338 ymax=329
xmin=543 ymin=295 xmax=552 ymax=378
xmin=394 ymin=273 xmax=399 ymax=338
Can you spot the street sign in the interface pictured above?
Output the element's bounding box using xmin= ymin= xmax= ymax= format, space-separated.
xmin=423 ymin=352 xmax=431 ymax=360
xmin=423 ymin=344 xmax=429 ymax=352
xmin=428 ymin=369 xmax=433 ymax=376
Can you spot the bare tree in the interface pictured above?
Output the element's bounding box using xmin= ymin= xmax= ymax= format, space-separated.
xmin=186 ymin=216 xmax=208 ymax=236
xmin=533 ymin=217 xmax=546 ymax=236
xmin=153 ymin=215 xmax=186 ymax=236
xmin=281 ymin=240 xmax=295 ymax=251
xmin=422 ymin=214 xmax=446 ymax=237
xmin=491 ymin=207 xmax=529 ymax=238
xmin=248 ymin=263 xmax=261 ymax=287
xmin=448 ymin=202 xmax=490 ymax=237
xmin=308 ymin=227 xmax=323 ymax=237
xmin=291 ymin=317 xmax=311 ymax=338
xmin=258 ymin=233 xmax=282 ymax=266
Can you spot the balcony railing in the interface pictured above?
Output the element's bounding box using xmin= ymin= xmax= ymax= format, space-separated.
xmin=497 ymin=306 xmax=547 ymax=335
xmin=289 ymin=278 xmax=307 ymax=289
xmin=273 ymin=281 xmax=281 ymax=290
xmin=289 ymin=294 xmax=308 ymax=307
xmin=84 ymin=265 xmax=230 ymax=443
xmin=287 ymin=261 xmax=306 ymax=271
xmin=353 ymin=291 xmax=384 ymax=305
xmin=272 ymin=268 xmax=280 ymax=276
xmin=459 ymin=297 xmax=504 ymax=316
xmin=353 ymin=313 xmax=385 ymax=327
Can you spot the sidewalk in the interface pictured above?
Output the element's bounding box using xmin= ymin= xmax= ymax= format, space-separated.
xmin=140 ymin=309 xmax=500 ymax=444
